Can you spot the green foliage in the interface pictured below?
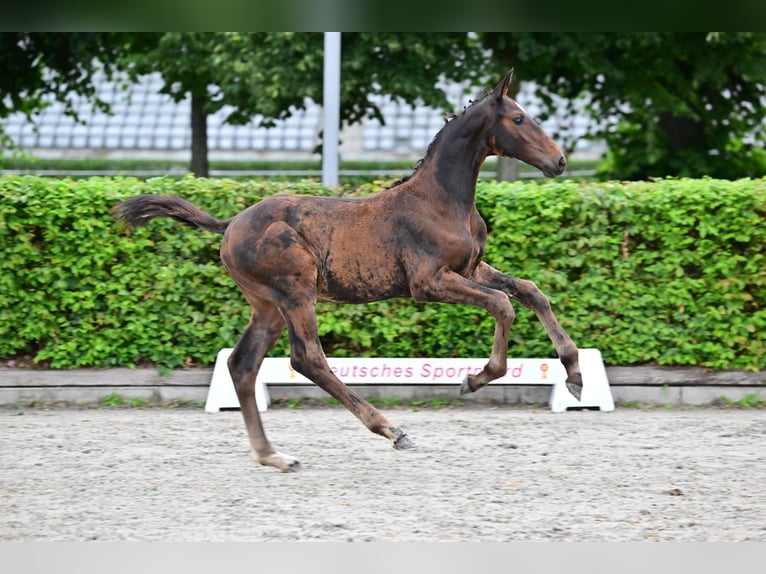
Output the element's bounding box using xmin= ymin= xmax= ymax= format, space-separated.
xmin=0 ymin=175 xmax=331 ymax=368
xmin=0 ymin=33 xmax=155 ymax=158
xmin=98 ymin=393 xmax=126 ymax=407
xmin=408 ymin=398 xmax=463 ymax=410
xmin=717 ymin=393 xmax=766 ymax=409
xmin=93 ymin=393 xmax=198 ymax=408
xmin=4 ymin=33 xmax=766 ymax=182
xmin=1 ymin=175 xmax=764 ymax=371
xmin=482 ymin=32 xmax=766 ymax=180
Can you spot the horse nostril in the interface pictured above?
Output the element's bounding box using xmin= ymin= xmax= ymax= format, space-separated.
xmin=558 ymin=156 xmax=567 ymax=170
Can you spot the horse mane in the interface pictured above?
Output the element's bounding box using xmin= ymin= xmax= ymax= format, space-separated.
xmin=386 ymin=88 xmax=492 ymax=189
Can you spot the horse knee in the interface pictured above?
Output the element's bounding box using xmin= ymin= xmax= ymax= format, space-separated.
xmin=489 ymin=293 xmax=515 ymax=327
xmin=501 ymin=299 xmax=515 ymax=325
xmin=518 ymin=279 xmax=551 ymax=312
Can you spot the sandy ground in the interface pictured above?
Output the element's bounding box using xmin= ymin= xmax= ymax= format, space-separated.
xmin=1 ymin=405 xmax=765 ymax=542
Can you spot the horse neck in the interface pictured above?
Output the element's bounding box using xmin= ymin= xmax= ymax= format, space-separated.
xmin=415 ymin=110 xmax=491 ymax=210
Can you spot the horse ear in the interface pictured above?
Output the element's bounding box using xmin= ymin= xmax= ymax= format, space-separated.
xmin=494 ymin=68 xmax=514 ymax=99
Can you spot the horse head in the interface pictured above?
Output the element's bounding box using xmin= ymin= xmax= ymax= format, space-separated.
xmin=486 ymin=69 xmax=567 ymax=178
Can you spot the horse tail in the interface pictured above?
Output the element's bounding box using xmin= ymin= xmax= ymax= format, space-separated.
xmin=112 ymin=194 xmax=231 ymax=234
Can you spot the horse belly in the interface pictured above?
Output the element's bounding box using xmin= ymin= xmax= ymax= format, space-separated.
xmin=318 ymin=259 xmax=409 ymax=304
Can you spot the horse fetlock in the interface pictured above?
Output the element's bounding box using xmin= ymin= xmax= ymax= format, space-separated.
xmin=258 ymin=451 xmax=302 ymax=473
xmin=460 ymin=364 xmax=502 ymax=395
xmin=559 ymin=343 xmax=580 ymax=366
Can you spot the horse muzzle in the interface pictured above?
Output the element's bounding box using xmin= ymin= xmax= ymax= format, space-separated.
xmin=542 ymin=155 xmax=567 ymax=178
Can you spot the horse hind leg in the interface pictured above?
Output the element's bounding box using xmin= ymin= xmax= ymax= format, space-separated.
xmin=228 ymin=302 xmax=301 ymax=472
xmin=282 ymin=300 xmax=415 ymax=451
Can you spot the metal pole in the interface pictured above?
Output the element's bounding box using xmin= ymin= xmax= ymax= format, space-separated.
xmin=322 ymin=32 xmax=341 ymax=188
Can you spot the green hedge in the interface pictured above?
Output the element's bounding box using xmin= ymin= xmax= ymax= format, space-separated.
xmin=1 ymin=175 xmax=764 ymax=370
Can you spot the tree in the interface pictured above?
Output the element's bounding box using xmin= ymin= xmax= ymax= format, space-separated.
xmin=332 ymin=33 xmax=486 ymax=124
xmin=0 ymin=33 xmax=144 ymax=157
xmin=480 ymin=32 xmax=766 ymax=179
xmin=119 ymin=32 xmax=487 ymax=177
xmin=120 ymin=33 xmax=276 ymax=177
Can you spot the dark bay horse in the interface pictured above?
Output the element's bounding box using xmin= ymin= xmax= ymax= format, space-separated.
xmin=113 ymin=69 xmax=582 ymax=472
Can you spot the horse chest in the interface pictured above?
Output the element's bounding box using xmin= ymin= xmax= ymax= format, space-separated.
xmin=429 ymin=214 xmax=486 ymax=275
xmin=441 ymin=232 xmax=479 ymax=274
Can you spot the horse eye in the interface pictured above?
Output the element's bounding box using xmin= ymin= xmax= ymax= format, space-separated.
xmin=512 ymin=116 xmax=524 ymax=126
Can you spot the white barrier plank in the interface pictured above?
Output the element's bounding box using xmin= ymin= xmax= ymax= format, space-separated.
xmin=205 ymin=348 xmax=614 ymax=413
xmin=548 ymin=348 xmax=614 ymax=412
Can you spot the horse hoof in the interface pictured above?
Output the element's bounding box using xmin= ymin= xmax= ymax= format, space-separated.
xmin=283 ymin=459 xmax=303 ymax=473
xmin=393 ymin=433 xmax=416 ymax=450
xmin=566 ymin=379 xmax=583 ymax=401
xmin=259 ymin=452 xmax=302 ymax=473
xmin=389 ymin=426 xmax=416 ymax=450
xmin=459 ymin=375 xmax=474 ymax=395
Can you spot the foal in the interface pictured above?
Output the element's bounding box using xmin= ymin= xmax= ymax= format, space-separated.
xmin=113 ymin=69 xmax=582 ymax=472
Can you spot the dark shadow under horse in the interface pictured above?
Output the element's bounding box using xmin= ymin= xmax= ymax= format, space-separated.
xmin=113 ymin=69 xmax=582 ymax=472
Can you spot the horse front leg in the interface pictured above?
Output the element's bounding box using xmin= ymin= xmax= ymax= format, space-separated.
xmin=410 ymin=268 xmax=515 ymax=394
xmin=458 ymin=310 xmax=515 ymax=395
xmin=473 ymin=263 xmax=583 ymax=400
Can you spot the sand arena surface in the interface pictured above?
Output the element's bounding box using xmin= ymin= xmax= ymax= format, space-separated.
xmin=1 ymin=406 xmax=765 ymax=541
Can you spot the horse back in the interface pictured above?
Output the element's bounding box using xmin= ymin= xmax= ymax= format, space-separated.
xmin=224 ymin=193 xmax=412 ymax=303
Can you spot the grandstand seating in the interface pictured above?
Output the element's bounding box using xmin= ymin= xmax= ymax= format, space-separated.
xmin=2 ymin=72 xmax=603 ymax=160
